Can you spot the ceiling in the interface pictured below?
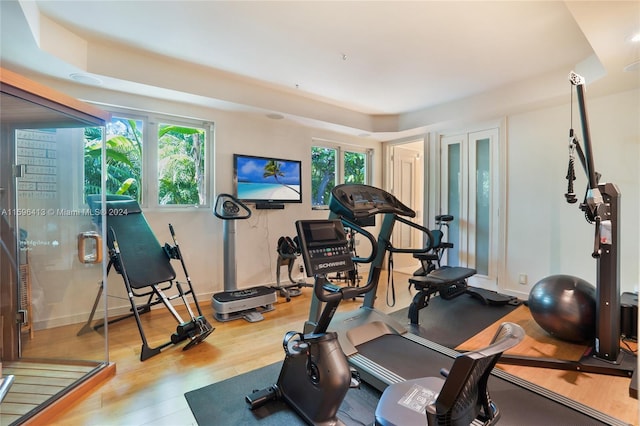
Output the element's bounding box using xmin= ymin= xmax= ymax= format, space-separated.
xmin=1 ymin=1 xmax=639 ymax=139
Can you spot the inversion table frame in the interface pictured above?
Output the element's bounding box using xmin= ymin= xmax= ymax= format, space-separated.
xmin=78 ymin=197 xmax=214 ymax=361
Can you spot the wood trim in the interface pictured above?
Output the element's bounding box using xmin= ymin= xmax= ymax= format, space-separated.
xmin=21 ymin=362 xmax=116 ymax=426
xmin=0 ymin=67 xmax=111 ymax=123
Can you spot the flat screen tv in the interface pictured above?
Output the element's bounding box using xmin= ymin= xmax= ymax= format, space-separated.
xmin=234 ymin=154 xmax=302 ymax=207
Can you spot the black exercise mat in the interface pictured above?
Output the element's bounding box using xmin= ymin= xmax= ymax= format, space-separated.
xmin=389 ymin=291 xmax=520 ymax=348
xmin=185 ymin=362 xmax=380 ymax=426
xmin=185 ymin=340 xmax=615 ymax=426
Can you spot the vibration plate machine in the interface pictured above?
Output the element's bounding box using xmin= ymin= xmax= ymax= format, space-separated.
xmin=212 ymin=194 xmax=277 ymax=322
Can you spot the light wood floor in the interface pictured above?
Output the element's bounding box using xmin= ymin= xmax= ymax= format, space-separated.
xmin=460 ymin=307 xmax=638 ymax=425
xmin=15 ymin=272 xmax=640 ymax=425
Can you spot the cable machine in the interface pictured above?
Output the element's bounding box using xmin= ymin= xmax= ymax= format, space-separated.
xmin=499 ymin=71 xmax=636 ymax=398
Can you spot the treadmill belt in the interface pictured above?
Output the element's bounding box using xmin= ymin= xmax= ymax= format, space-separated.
xmin=357 ymin=334 xmax=619 ymax=425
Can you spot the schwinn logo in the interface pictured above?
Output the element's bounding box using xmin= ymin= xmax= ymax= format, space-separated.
xmin=317 ymin=260 xmax=347 ymax=270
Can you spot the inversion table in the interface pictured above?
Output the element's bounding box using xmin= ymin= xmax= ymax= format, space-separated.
xmin=78 ymin=196 xmax=214 ymax=361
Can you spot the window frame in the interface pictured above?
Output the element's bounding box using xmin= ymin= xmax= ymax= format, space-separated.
xmin=96 ymin=107 xmax=213 ymax=210
xmin=311 ymin=140 xmax=372 ymax=210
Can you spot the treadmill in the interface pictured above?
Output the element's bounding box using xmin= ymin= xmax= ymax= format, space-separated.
xmin=303 ymin=183 xmax=628 ymax=425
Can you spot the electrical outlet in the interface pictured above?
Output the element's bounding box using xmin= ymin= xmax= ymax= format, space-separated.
xmin=518 ymin=274 xmax=528 ymax=285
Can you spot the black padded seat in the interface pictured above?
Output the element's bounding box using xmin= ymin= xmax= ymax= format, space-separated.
xmin=407 ymin=266 xmax=477 ymax=325
xmin=408 ymin=266 xmax=476 ymax=288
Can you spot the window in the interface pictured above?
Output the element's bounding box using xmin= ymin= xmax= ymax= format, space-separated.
xmin=311 ymin=142 xmax=370 ymax=208
xmin=344 ymin=150 xmax=367 ymax=184
xmin=311 ymin=146 xmax=336 ymax=206
xmin=157 ymin=122 xmax=206 ymax=205
xmin=84 ymin=110 xmax=211 ymax=208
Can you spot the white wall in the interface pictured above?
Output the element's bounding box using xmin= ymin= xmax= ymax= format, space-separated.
xmin=27 ymin=78 xmax=638 ymax=329
xmin=27 ymin=82 xmax=382 ymax=328
xmin=503 ymin=88 xmax=639 ymax=297
xmin=143 ymin=109 xmax=383 ymax=297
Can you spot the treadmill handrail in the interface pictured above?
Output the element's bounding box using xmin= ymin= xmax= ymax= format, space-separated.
xmin=386 ymin=215 xmax=435 ymax=255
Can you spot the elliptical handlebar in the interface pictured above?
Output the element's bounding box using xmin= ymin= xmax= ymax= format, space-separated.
xmin=338 ymin=216 xmax=378 ymax=266
xmin=295 ymin=218 xmax=379 ymax=304
xmin=321 ymin=217 xmax=379 ymax=303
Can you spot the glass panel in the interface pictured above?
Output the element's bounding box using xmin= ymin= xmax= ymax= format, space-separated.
xmin=475 ymin=138 xmax=490 ymax=275
xmin=311 ymin=146 xmax=336 ymax=207
xmin=1 ymin=73 xmax=109 ymax=424
xmin=344 ymin=151 xmax=366 ymax=184
xmin=16 ymin=125 xmax=106 ymax=362
xmin=158 ymin=123 xmax=206 ymax=205
xmin=447 ymin=143 xmax=460 ymax=266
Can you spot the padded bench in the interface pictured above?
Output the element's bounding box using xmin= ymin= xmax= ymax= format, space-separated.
xmin=407 ymin=266 xmax=476 ymax=325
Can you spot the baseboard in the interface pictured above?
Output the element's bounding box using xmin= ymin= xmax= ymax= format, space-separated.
xmin=22 ymin=362 xmax=116 ymax=425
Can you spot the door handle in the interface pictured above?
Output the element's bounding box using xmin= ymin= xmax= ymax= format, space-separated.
xmin=77 ymin=231 xmax=103 ymax=264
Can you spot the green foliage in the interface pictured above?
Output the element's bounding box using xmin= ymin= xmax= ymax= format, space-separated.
xmin=84 ymin=119 xmax=206 ymax=206
xmin=311 ymin=148 xmax=366 ymax=206
xmin=344 ymin=151 xmax=366 ymax=184
xmin=311 ymin=147 xmax=336 ymax=206
xmin=158 ymin=123 xmax=205 ymax=205
xmin=116 ymin=178 xmax=136 ymax=195
xmin=84 ymin=118 xmax=142 ymax=201
xmin=158 ymin=154 xmax=199 ymax=204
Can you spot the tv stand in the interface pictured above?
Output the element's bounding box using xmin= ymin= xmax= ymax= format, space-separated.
xmin=255 ymin=203 xmax=284 ymax=210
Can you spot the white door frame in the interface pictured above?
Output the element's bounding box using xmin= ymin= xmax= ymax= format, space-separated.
xmin=385 ymin=139 xmax=425 ymax=273
xmin=437 ymin=123 xmax=506 ymax=291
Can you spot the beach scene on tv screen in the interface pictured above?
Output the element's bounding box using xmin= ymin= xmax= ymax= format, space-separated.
xmin=236 ymin=156 xmax=301 ymax=201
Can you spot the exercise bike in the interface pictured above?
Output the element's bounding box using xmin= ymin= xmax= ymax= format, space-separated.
xmin=246 ymin=218 xmax=378 ymax=425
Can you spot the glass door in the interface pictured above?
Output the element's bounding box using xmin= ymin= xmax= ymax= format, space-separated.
xmin=1 ymin=70 xmax=110 ymax=424
xmin=440 ymin=129 xmax=499 ymax=289
xmin=14 ymin=125 xmax=107 ymax=361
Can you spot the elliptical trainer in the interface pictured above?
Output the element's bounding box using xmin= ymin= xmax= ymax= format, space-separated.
xmin=211 ymin=193 xmax=277 ymax=322
xmin=246 ymin=218 xmax=379 ymax=425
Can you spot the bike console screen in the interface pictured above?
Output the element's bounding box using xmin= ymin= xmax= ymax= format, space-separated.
xmin=295 ymin=219 xmax=355 ymax=277
xmin=329 ymin=184 xmax=415 ymax=220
